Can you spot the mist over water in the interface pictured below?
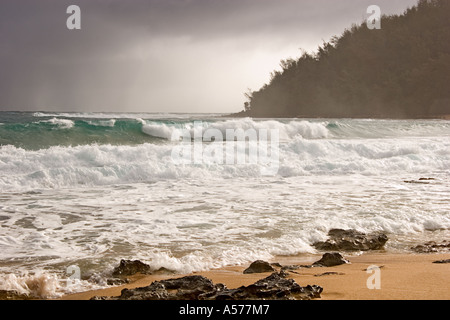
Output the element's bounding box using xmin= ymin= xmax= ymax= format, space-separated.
xmin=0 ymin=112 xmax=449 ymax=298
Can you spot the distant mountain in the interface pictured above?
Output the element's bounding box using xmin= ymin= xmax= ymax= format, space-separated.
xmin=236 ymin=0 xmax=450 ymax=119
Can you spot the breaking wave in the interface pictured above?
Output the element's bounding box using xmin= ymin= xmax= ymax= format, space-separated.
xmin=0 ymin=132 xmax=448 ymax=192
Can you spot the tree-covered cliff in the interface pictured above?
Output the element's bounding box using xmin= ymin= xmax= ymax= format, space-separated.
xmin=239 ymin=0 xmax=450 ymax=118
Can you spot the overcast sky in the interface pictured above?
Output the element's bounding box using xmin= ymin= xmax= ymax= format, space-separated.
xmin=0 ymin=0 xmax=418 ymax=113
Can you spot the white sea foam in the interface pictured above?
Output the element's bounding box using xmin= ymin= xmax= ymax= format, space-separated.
xmin=0 ymin=272 xmax=60 ymax=298
xmin=0 ymin=130 xmax=448 ymax=191
xmin=0 ymin=271 xmax=109 ymax=298
xmin=39 ymin=117 xmax=75 ymax=129
xmin=141 ymin=122 xmax=180 ymax=140
xmin=0 ymin=173 xmax=449 ymax=295
xmin=1 ymin=117 xmax=449 ymax=295
xmin=139 ymin=118 xmax=330 ymax=141
xmin=85 ymin=119 xmax=116 ymax=127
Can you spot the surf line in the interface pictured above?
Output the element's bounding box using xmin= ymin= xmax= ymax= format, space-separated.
xmin=170 ymin=121 xmax=279 ymax=176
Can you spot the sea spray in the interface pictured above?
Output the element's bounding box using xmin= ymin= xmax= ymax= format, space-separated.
xmin=1 ymin=131 xmax=448 ymax=191
xmin=0 ymin=272 xmax=60 ymax=299
xmin=170 ymin=121 xmax=280 ymax=176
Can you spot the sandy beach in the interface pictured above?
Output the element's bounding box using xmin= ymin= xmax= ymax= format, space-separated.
xmin=61 ymin=252 xmax=450 ymax=300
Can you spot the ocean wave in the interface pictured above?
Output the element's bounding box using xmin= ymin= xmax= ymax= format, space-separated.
xmin=326 ymin=119 xmax=450 ymax=139
xmin=0 ymin=270 xmax=109 ymax=299
xmin=0 ymin=272 xmax=60 ymax=298
xmin=32 ymin=111 xmax=223 ymax=119
xmin=0 ymin=134 xmax=448 ymax=191
xmin=39 ymin=117 xmax=75 ymax=129
xmin=32 ymin=111 xmax=145 ymax=119
xmin=2 ymin=117 xmax=450 ymax=151
xmin=141 ymin=122 xmax=181 ymax=140
xmin=2 ymin=114 xmax=449 ymax=297
xmin=140 ymin=118 xmax=330 ymax=141
xmin=84 ymin=119 xmax=116 ymax=127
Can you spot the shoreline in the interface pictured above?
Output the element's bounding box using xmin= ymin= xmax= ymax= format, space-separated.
xmin=60 ymin=251 xmax=450 ymax=300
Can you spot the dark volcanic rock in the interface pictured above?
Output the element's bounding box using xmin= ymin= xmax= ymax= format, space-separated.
xmin=270 ymin=262 xmax=282 ymax=268
xmin=93 ymin=272 xmax=322 ymax=300
xmin=280 ymin=265 xmax=301 ymax=272
xmin=119 ymin=275 xmax=218 ymax=300
xmin=411 ymin=241 xmax=450 ymax=253
xmin=112 ymin=259 xmax=153 ymax=276
xmin=432 ymin=259 xmax=450 ymax=264
xmin=313 ymin=229 xmax=388 ymax=251
xmin=106 ymin=278 xmax=130 ymax=286
xmin=314 ymin=272 xmax=345 ymax=277
xmin=312 ymin=252 xmax=349 ymax=267
xmin=404 ymin=177 xmax=436 ymax=184
xmin=243 ymin=260 xmax=275 ymax=274
xmin=404 ymin=180 xmax=429 ymax=184
xmin=211 ymin=272 xmax=322 ymax=300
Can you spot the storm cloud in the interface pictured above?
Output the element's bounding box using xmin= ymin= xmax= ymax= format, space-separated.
xmin=0 ymin=0 xmax=418 ymax=113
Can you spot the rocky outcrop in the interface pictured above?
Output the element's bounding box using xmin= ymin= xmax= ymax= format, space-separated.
xmin=243 ymin=260 xmax=275 ymax=274
xmin=432 ymin=259 xmax=450 ymax=264
xmin=243 ymin=252 xmax=349 ymax=277
xmin=106 ymin=278 xmax=130 ymax=286
xmin=411 ymin=241 xmax=450 ymax=253
xmin=312 ymin=253 xmax=349 ymax=267
xmin=313 ymin=229 xmax=388 ymax=251
xmin=112 ymin=259 xmax=176 ymax=277
xmin=92 ymin=272 xmax=323 ymax=300
xmin=404 ymin=177 xmax=436 ymax=184
xmin=119 ymin=275 xmax=217 ymax=300
xmin=112 ymin=259 xmax=153 ymax=276
xmin=280 ymin=265 xmax=303 ymax=273
xmin=213 ymin=271 xmax=323 ymax=300
xmin=314 ymin=272 xmax=345 ymax=277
